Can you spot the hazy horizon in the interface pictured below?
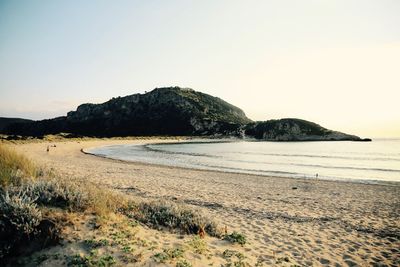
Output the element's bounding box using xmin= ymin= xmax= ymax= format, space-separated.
xmin=1 ymin=1 xmax=399 ymax=137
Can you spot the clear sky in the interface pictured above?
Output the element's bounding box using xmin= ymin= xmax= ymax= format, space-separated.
xmin=0 ymin=0 xmax=399 ymax=137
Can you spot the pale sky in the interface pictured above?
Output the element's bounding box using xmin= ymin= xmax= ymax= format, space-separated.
xmin=0 ymin=0 xmax=399 ymax=137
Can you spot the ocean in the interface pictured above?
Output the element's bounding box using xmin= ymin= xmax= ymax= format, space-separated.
xmin=87 ymin=139 xmax=400 ymax=184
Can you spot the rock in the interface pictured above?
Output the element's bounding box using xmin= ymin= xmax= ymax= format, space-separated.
xmin=244 ymin=118 xmax=366 ymax=141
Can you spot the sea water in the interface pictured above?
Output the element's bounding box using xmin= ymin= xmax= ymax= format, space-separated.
xmin=87 ymin=139 xmax=400 ymax=184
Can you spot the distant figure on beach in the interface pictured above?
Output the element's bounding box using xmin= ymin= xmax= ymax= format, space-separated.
xmin=316 ymin=173 xmax=318 ymax=178
xmin=46 ymin=145 xmax=50 ymax=152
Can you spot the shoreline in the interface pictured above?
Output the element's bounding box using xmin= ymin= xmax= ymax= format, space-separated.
xmin=9 ymin=138 xmax=400 ymax=266
xmin=83 ymin=141 xmax=400 ymax=187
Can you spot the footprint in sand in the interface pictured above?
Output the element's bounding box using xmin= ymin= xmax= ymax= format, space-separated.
xmin=292 ymin=238 xmax=302 ymax=243
xmin=342 ymin=254 xmax=352 ymax=260
xmin=208 ymin=244 xmax=217 ymax=250
xmin=380 ymin=250 xmax=390 ymax=259
xmin=291 ymin=251 xmax=300 ymax=257
xmin=344 ymin=259 xmax=357 ymax=267
xmin=319 ymin=258 xmax=330 ymax=265
xmin=255 ymin=220 xmax=264 ymax=226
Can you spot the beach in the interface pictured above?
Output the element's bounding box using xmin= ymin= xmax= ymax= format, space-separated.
xmin=12 ymin=139 xmax=400 ymax=266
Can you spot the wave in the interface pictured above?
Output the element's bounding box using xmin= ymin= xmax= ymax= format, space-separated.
xmin=144 ymin=144 xmax=223 ymax=158
xmin=227 ymin=151 xmax=400 ymax=162
xmin=193 ymin=163 xmax=300 ymax=176
xmin=224 ymin=158 xmax=400 ymax=173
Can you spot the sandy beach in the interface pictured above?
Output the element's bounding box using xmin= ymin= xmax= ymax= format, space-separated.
xmin=11 ymin=139 xmax=400 ymax=266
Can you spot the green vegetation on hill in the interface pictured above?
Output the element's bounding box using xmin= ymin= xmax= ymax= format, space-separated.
xmin=245 ymin=118 xmax=332 ymax=139
xmin=3 ymin=87 xmax=251 ymax=137
xmin=244 ymin=118 xmax=363 ymax=141
xmin=0 ymin=87 xmax=367 ymax=141
xmin=0 ymin=118 xmax=33 ymax=132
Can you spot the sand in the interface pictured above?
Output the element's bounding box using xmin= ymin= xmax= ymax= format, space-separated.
xmin=11 ymin=139 xmax=400 ymax=266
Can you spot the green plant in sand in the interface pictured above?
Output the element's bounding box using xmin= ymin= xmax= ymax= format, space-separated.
xmin=224 ymin=231 xmax=247 ymax=245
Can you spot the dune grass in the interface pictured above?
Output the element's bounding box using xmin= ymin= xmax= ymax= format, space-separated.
xmin=0 ymin=144 xmax=127 ymax=260
xmin=0 ymin=143 xmax=224 ymax=264
xmin=0 ymin=144 xmax=37 ymax=187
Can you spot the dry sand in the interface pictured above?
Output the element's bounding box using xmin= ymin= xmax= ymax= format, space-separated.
xmin=12 ymin=139 xmax=400 ymax=266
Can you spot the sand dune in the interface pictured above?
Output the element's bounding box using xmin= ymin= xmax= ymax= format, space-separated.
xmin=13 ymin=139 xmax=400 ymax=266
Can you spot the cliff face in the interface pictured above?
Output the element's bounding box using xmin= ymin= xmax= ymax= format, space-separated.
xmin=4 ymin=87 xmax=251 ymax=137
xmin=244 ymin=119 xmax=365 ymax=141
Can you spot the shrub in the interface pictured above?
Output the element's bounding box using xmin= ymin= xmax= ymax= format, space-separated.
xmin=224 ymin=232 xmax=247 ymax=246
xmin=222 ymin=249 xmax=247 ymax=267
xmin=23 ymin=179 xmax=89 ymax=211
xmin=164 ymin=247 xmax=185 ymax=259
xmin=125 ymin=200 xmax=222 ymax=237
xmin=0 ymin=144 xmax=124 ymax=262
xmin=176 ymin=259 xmax=192 ymax=267
xmin=67 ymin=253 xmax=116 ymax=267
xmin=85 ymin=238 xmax=109 ymax=248
xmin=27 ymin=178 xmax=124 ymax=215
xmin=224 ymin=232 xmax=247 ymax=245
xmin=0 ymin=189 xmax=42 ymax=258
xmin=0 ymin=177 xmax=91 ymax=259
xmin=153 ymin=247 xmax=184 ymax=263
xmin=153 ymin=252 xmax=170 ymax=263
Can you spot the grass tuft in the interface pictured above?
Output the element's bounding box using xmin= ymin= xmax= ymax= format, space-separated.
xmin=0 ymin=144 xmax=37 ymax=187
xmin=125 ymin=200 xmax=222 ymax=237
xmin=188 ymin=236 xmax=208 ymax=254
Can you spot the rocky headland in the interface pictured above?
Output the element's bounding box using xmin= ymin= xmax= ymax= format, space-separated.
xmin=1 ymin=87 xmax=370 ymax=141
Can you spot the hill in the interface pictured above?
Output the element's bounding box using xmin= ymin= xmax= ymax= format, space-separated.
xmin=3 ymin=87 xmax=251 ymax=137
xmin=1 ymin=87 xmax=369 ymax=141
xmin=244 ymin=118 xmax=368 ymax=141
xmin=0 ymin=117 xmax=33 ymax=132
